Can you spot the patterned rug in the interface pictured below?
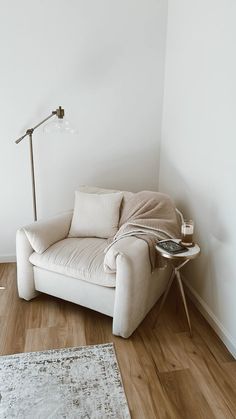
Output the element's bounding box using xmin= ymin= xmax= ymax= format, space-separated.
xmin=0 ymin=343 xmax=130 ymax=418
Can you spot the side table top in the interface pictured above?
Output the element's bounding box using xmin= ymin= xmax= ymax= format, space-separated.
xmin=155 ymin=239 xmax=200 ymax=260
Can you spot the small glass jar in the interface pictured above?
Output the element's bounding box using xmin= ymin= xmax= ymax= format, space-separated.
xmin=181 ymin=220 xmax=194 ymax=246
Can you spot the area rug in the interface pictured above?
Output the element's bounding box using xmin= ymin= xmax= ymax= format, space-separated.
xmin=0 ymin=343 xmax=130 ymax=418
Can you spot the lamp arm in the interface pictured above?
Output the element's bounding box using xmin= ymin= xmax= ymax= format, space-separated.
xmin=14 ymin=106 xmax=64 ymax=144
xmin=32 ymin=112 xmax=56 ymax=131
xmin=15 ymin=112 xmax=55 ymax=144
xmin=15 ymin=131 xmax=30 ymax=144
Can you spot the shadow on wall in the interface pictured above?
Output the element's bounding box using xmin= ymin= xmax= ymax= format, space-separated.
xmin=87 ymin=147 xmax=159 ymax=192
xmin=36 ymin=145 xmax=159 ymax=218
xmin=159 ymin=150 xmax=229 ymax=307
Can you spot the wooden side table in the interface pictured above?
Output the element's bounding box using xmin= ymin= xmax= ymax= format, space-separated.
xmin=153 ymin=239 xmax=200 ymax=336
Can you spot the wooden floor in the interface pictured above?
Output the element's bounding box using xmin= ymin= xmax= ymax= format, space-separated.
xmin=1 ymin=263 xmax=236 ymax=418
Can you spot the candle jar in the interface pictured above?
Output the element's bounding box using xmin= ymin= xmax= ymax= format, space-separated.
xmin=181 ymin=220 xmax=194 ymax=246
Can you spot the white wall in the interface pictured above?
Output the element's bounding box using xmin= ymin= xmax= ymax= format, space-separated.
xmin=0 ymin=0 xmax=168 ymax=259
xmin=160 ymin=0 xmax=236 ymax=355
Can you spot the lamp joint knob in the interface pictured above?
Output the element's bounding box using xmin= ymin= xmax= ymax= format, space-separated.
xmin=26 ymin=128 xmax=34 ymax=135
xmin=56 ymin=106 xmax=64 ymax=119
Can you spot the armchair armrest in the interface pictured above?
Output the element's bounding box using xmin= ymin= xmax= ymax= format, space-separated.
xmin=23 ymin=210 xmax=73 ymax=254
xmin=16 ymin=210 xmax=72 ymax=300
xmin=104 ymin=237 xmax=150 ymax=273
xmin=16 ymin=228 xmax=37 ymax=300
xmin=105 ymin=237 xmax=155 ymax=338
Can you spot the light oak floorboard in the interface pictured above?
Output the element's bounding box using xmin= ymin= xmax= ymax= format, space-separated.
xmin=0 ymin=263 xmax=236 ymax=418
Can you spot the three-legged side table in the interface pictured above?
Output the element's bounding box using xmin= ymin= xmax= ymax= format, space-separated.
xmin=153 ymin=240 xmax=200 ymax=337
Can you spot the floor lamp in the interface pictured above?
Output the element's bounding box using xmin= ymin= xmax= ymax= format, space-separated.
xmin=14 ymin=106 xmax=73 ymax=222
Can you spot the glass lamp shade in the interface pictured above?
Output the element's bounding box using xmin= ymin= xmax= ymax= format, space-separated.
xmin=43 ymin=117 xmax=76 ymax=134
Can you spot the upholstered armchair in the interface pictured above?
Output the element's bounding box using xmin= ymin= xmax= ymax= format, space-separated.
xmin=16 ymin=187 xmax=174 ymax=338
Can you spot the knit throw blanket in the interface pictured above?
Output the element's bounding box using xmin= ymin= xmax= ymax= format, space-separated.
xmin=105 ymin=191 xmax=181 ymax=270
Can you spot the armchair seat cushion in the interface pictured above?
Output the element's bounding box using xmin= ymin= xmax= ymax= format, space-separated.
xmin=29 ymin=238 xmax=116 ymax=288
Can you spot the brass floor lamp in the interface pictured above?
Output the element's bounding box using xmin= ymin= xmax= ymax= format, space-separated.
xmin=14 ymin=106 xmax=73 ymax=221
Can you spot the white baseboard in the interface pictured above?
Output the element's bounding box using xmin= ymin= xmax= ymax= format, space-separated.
xmin=0 ymin=254 xmax=16 ymax=263
xmin=183 ymin=279 xmax=236 ymax=359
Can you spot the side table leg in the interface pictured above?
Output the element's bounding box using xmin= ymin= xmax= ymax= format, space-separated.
xmin=152 ymin=269 xmax=175 ymax=328
xmin=176 ymin=270 xmax=192 ymax=337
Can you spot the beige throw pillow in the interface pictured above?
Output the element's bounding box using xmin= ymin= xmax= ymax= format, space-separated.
xmin=68 ymin=191 xmax=123 ymax=238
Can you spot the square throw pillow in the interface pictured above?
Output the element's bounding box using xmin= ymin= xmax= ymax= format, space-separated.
xmin=68 ymin=191 xmax=123 ymax=238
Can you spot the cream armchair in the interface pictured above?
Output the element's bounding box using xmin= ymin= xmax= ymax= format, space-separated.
xmin=16 ymin=190 xmax=171 ymax=338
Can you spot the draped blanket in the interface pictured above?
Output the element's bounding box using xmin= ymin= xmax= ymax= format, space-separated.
xmin=104 ymin=191 xmax=181 ymax=270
